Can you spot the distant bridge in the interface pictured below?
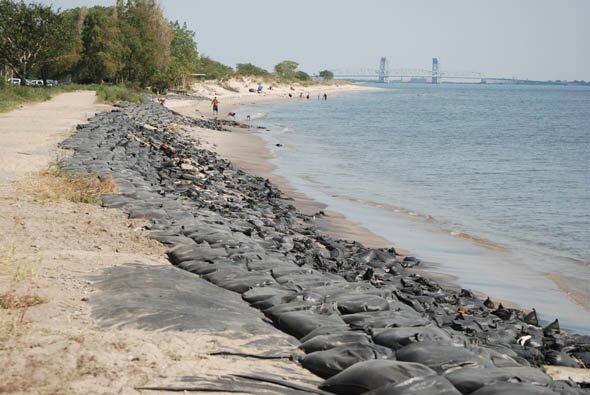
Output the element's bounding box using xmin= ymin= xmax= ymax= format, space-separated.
xmin=330 ymin=57 xmax=520 ymax=84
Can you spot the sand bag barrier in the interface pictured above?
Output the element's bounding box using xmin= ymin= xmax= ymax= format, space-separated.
xmin=58 ymin=102 xmax=590 ymax=394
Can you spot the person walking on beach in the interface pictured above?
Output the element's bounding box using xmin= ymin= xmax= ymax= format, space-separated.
xmin=323 ymin=93 xmax=328 ymax=100
xmin=211 ymin=96 xmax=220 ymax=115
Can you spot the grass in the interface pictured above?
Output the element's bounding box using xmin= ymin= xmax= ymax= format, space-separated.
xmin=17 ymin=166 xmax=116 ymax=205
xmin=0 ymin=245 xmax=44 ymax=339
xmin=0 ymin=83 xmax=54 ymax=112
xmin=0 ymin=291 xmax=44 ymax=310
xmin=93 ymin=84 xmax=143 ymax=104
xmin=0 ymin=82 xmax=144 ymax=113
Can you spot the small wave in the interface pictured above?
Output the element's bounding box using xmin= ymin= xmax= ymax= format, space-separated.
xmin=245 ymin=112 xmax=267 ymax=121
xmin=326 ymin=192 xmax=507 ymax=251
xmin=448 ymin=231 xmax=507 ymax=251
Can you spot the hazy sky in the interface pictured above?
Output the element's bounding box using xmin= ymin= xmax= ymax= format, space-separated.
xmin=35 ymin=0 xmax=590 ymax=81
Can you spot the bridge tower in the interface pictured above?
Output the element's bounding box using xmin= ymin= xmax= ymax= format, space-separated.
xmin=378 ymin=57 xmax=389 ymax=83
xmin=432 ymin=58 xmax=439 ymax=84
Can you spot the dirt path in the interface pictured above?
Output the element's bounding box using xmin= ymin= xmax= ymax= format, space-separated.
xmin=0 ymin=93 xmax=319 ymax=394
xmin=0 ymin=91 xmax=108 ymax=186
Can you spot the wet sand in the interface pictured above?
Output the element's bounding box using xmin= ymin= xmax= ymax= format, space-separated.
xmin=176 ymin=121 xmax=393 ymax=250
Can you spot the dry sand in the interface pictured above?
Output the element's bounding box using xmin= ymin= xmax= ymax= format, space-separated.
xmin=166 ymin=77 xmax=378 ymax=121
xmin=0 ymin=91 xmax=321 ymax=394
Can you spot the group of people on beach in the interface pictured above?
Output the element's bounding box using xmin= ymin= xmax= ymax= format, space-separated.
xmin=287 ymin=92 xmax=328 ymax=100
xmin=210 ymin=91 xmax=328 ymax=117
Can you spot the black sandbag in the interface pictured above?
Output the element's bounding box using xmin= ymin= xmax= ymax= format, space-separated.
xmin=343 ymin=309 xmax=429 ymax=330
xmin=246 ymin=258 xmax=293 ymax=272
xmin=550 ymin=380 xmax=587 ymax=395
xmin=300 ymin=332 xmax=372 ymax=353
xmin=285 ymin=289 xmax=327 ymax=304
xmin=444 ymin=366 xmax=553 ymax=394
xmin=202 ymin=266 xmax=248 ymax=284
xmin=176 ymin=260 xmax=222 ymax=275
xmin=372 ymin=326 xmax=454 ymax=350
xmin=271 ymin=267 xmax=322 ymax=279
xmin=470 ymin=383 xmax=559 ymax=395
xmin=319 ymin=359 xmax=437 ymax=395
xmin=251 ymin=294 xmax=294 ymax=310
xmin=543 ymin=350 xmax=581 ymax=368
xmin=264 ymin=301 xmax=325 ymax=321
xmin=572 ymin=351 xmax=590 ymax=367
xmin=273 ymin=310 xmax=346 ymax=339
xmin=188 ymin=230 xmax=239 ymax=248
xmin=101 ymin=194 xmax=133 ymax=208
xmin=150 ymin=232 xmax=196 ymax=246
xmin=275 ymin=273 xmax=335 ymax=287
xmin=469 ymin=346 xmax=523 ymax=368
xmin=396 ymin=342 xmax=494 ymax=374
xmin=299 ymin=324 xmax=352 ymax=343
xmin=335 ymin=294 xmax=390 ymax=315
xmin=242 ymin=286 xmax=296 ymax=304
xmin=167 ymin=244 xmax=228 ymax=265
xmin=213 ymin=272 xmax=276 ymax=294
xmin=301 ymin=343 xmax=394 ymax=379
xmin=127 ymin=207 xmax=168 ymax=220
xmin=365 ymin=375 xmax=462 ymax=395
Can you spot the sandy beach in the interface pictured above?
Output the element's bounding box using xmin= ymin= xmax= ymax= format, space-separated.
xmin=1 ymin=85 xmax=588 ymax=394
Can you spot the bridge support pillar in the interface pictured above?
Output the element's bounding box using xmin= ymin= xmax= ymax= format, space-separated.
xmin=432 ymin=57 xmax=439 ymax=84
xmin=378 ymin=57 xmax=389 ymax=83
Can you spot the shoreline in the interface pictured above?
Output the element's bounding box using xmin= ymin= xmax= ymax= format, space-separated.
xmin=167 ymin=82 xmax=397 ymax=251
xmin=59 ymin=99 xmax=590 ymax=391
xmin=166 ymin=83 xmax=590 ymax=332
xmin=165 ymin=86 xmax=521 ymax=303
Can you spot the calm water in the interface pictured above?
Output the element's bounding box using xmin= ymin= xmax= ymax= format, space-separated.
xmin=246 ymin=83 xmax=590 ymax=333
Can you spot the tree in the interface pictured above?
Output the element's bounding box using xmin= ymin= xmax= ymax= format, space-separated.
xmin=319 ymin=70 xmax=334 ymax=80
xmin=167 ymin=20 xmax=198 ymax=89
xmin=196 ymin=56 xmax=233 ymax=80
xmin=273 ymin=60 xmax=298 ymax=79
xmin=235 ymin=63 xmax=269 ymax=77
xmin=294 ymin=70 xmax=311 ymax=81
xmin=0 ymin=1 xmax=65 ymax=84
xmin=77 ymin=6 xmax=125 ymax=83
xmin=118 ymin=0 xmax=171 ymax=86
xmin=35 ymin=7 xmax=83 ymax=83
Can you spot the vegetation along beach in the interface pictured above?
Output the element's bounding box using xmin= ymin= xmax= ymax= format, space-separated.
xmin=1 ymin=0 xmax=589 ymax=394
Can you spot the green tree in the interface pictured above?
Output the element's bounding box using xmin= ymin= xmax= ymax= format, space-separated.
xmin=168 ymin=20 xmax=198 ymax=89
xmin=35 ymin=7 xmax=83 ymax=83
xmin=235 ymin=63 xmax=269 ymax=77
xmin=0 ymin=1 xmax=64 ymax=84
xmin=294 ymin=70 xmax=311 ymax=81
xmin=77 ymin=6 xmax=125 ymax=83
xmin=274 ymin=60 xmax=299 ymax=79
xmin=118 ymin=0 xmax=171 ymax=86
xmin=319 ymin=70 xmax=334 ymax=80
xmin=196 ymin=56 xmax=233 ymax=80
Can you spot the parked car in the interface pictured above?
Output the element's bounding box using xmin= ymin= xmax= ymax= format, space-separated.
xmin=9 ymin=78 xmax=21 ymax=85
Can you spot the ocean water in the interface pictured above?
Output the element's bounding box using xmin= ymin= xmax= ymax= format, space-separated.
xmin=245 ymin=83 xmax=590 ymax=333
